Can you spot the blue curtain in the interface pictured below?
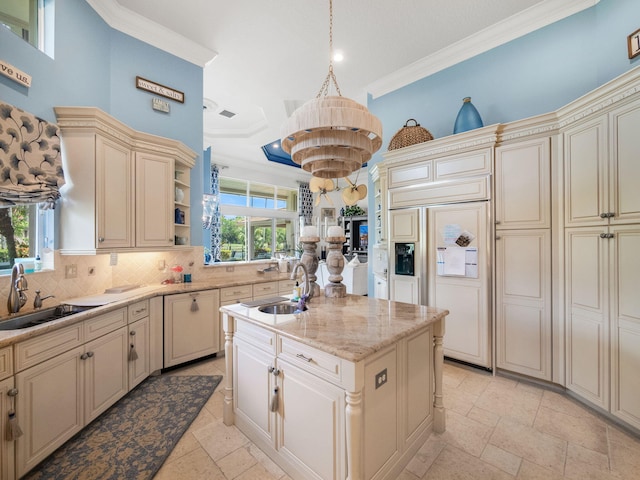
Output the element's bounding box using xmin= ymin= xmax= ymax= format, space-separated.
xmin=208 ymin=164 xmax=221 ymax=262
xmin=298 ymin=182 xmax=313 ymax=226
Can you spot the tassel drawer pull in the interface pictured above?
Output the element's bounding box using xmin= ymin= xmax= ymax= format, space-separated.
xmin=129 ymin=344 xmax=139 ymax=361
xmin=191 ymin=298 xmax=199 ymax=312
xmin=269 ymin=387 xmax=279 ymax=412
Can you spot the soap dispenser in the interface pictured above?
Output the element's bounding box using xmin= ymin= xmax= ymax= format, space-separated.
xmin=292 ymin=281 xmax=301 ymax=301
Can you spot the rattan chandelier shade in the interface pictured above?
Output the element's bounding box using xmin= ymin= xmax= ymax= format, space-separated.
xmin=280 ymin=0 xmax=383 ymax=180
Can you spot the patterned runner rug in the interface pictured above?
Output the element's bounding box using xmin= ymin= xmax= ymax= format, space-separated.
xmin=24 ymin=374 xmax=222 ymax=480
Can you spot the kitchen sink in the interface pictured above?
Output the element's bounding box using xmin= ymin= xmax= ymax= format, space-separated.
xmin=258 ymin=303 xmax=306 ymax=315
xmin=0 ymin=305 xmax=97 ymax=331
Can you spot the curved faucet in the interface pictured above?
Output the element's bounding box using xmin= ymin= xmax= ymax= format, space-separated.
xmin=7 ymin=263 xmax=28 ymax=314
xmin=290 ymin=262 xmax=312 ymax=300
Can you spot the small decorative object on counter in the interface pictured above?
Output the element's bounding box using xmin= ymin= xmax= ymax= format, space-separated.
xmin=170 ymin=264 xmax=183 ymax=283
xmin=388 ymin=119 xmax=434 ymax=151
xmin=453 ymin=97 xmax=484 ymax=134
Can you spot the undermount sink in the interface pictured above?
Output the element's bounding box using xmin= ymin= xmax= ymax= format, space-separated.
xmin=258 ymin=303 xmax=306 ymax=315
xmin=0 ymin=305 xmax=97 ymax=331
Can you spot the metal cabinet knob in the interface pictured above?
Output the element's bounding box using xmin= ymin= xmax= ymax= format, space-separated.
xmin=130 ymin=330 xmax=136 ymax=336
xmin=98 ymin=237 xmax=105 ymax=243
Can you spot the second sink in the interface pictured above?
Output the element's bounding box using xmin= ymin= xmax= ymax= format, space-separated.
xmin=258 ymin=303 xmax=306 ymax=315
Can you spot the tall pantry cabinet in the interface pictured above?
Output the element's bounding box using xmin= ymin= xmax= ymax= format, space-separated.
xmin=564 ymin=92 xmax=640 ymax=428
xmin=494 ymin=137 xmax=552 ymax=381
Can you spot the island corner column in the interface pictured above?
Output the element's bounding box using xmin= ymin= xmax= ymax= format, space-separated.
xmin=433 ymin=317 xmax=446 ymax=433
xmin=222 ymin=312 xmax=235 ymax=426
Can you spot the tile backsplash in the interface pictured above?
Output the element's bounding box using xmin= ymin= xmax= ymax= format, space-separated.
xmin=0 ymin=247 xmax=282 ymax=318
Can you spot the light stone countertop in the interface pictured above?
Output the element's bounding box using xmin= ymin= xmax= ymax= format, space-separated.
xmin=0 ymin=274 xmax=293 ymax=348
xmin=221 ymin=294 xmax=449 ymax=363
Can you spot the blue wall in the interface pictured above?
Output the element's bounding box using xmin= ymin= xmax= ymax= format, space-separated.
xmin=0 ymin=0 xmax=204 ymax=245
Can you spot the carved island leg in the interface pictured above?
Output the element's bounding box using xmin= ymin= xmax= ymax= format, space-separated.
xmin=345 ymin=390 xmax=362 ymax=480
xmin=222 ymin=312 xmax=235 ymax=426
xmin=433 ymin=319 xmax=446 ymax=433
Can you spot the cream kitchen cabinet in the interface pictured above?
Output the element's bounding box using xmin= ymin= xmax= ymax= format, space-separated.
xmin=370 ymin=163 xmax=388 ymax=245
xmin=134 ymin=152 xmax=175 ymax=248
xmin=389 ymin=275 xmax=419 ymax=305
xmin=0 ymin=346 xmax=15 ymax=480
xmin=128 ymin=300 xmax=151 ymax=390
xmin=55 ymin=106 xmax=196 ymax=254
xmin=564 ymin=98 xmax=640 ymax=228
xmin=164 ymin=289 xmax=220 ymax=368
xmin=494 ymin=138 xmax=552 ymax=381
xmin=15 ymin=308 xmax=129 ymax=478
xmin=566 ymin=225 xmax=640 ymax=427
xmin=224 ymin=306 xmax=441 ymax=480
xmin=233 ymin=319 xmax=346 ymax=480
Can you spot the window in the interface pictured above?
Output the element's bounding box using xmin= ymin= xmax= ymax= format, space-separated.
xmin=217 ymin=178 xmax=298 ymax=262
xmin=0 ymin=0 xmax=53 ymax=56
xmin=0 ymin=203 xmax=54 ymax=273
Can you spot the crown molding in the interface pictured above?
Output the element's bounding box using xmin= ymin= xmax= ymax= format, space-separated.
xmin=86 ymin=0 xmax=217 ymax=67
xmin=366 ymin=0 xmax=600 ymax=99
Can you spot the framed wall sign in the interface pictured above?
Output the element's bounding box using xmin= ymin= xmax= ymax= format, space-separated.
xmin=135 ymin=76 xmax=184 ymax=103
xmin=628 ymin=28 xmax=640 ymax=59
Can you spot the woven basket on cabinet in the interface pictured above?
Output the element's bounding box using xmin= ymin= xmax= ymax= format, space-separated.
xmin=387 ymin=119 xmax=434 ymax=151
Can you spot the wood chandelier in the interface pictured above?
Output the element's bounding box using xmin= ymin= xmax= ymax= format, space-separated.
xmin=280 ymin=0 xmax=382 ymax=179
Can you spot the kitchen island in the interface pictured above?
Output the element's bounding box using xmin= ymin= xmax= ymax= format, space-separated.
xmin=220 ymin=294 xmax=448 ymax=480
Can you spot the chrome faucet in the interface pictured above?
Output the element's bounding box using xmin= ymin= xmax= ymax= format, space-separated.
xmin=290 ymin=262 xmax=311 ymax=300
xmin=7 ymin=263 xmax=28 ymax=314
xmin=33 ymin=290 xmax=55 ymax=309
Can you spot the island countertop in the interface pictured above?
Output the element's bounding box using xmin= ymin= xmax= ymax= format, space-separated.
xmin=220 ymin=294 xmax=448 ymax=363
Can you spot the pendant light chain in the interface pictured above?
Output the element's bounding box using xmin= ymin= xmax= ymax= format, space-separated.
xmin=316 ymin=0 xmax=342 ymax=98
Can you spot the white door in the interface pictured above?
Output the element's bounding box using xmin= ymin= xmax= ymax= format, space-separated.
xmin=428 ymin=202 xmax=490 ymax=368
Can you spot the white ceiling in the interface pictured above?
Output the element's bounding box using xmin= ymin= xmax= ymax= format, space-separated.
xmin=92 ymin=0 xmax=598 ymax=178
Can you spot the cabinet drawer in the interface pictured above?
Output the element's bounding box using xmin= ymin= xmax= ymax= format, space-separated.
xmin=128 ymin=300 xmax=149 ymax=322
xmin=278 ymin=337 xmax=342 ymax=385
xmin=278 ymin=279 xmax=296 ymax=294
xmin=84 ymin=308 xmax=127 ymax=342
xmin=235 ymin=319 xmax=276 ymax=354
xmin=15 ymin=324 xmax=83 ymax=372
xmin=253 ymin=282 xmax=278 ymax=299
xmin=220 ymin=285 xmax=253 ymax=303
xmin=0 ymin=346 xmax=13 ymax=380
xmin=389 ymin=162 xmax=432 ymax=188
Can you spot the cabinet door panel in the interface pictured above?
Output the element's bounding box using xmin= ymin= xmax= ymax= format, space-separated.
xmin=564 ymin=118 xmax=608 ymax=226
xmin=389 ymin=276 xmax=419 ymax=305
xmin=566 ymin=228 xmax=608 ymax=408
xmin=495 ymin=138 xmax=550 ymax=229
xmin=84 ymin=328 xmax=128 ymax=423
xmin=0 ymin=378 xmax=15 ymax=480
xmin=278 ymin=360 xmax=345 ymax=480
xmin=610 ymin=100 xmax=640 ymax=224
xmin=136 ymin=152 xmax=174 ymax=247
xmin=611 ymin=226 xmax=640 ymax=429
xmin=164 ymin=290 xmax=220 ymax=367
xmin=496 ymin=230 xmax=551 ymax=380
xmin=96 ymin=136 xmax=133 ymax=248
xmin=390 ymin=209 xmax=419 ymax=242
xmin=16 ymin=347 xmax=84 ymax=478
xmin=129 ymin=316 xmax=151 ymax=390
xmin=233 ymin=337 xmax=275 ymax=445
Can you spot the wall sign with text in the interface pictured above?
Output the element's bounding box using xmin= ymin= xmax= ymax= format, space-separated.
xmin=628 ymin=28 xmax=640 ymax=59
xmin=135 ymin=76 xmax=184 ymax=103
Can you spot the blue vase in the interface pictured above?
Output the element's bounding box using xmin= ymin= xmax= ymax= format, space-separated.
xmin=453 ymin=97 xmax=483 ymax=134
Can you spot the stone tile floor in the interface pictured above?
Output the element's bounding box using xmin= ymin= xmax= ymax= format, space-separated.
xmin=154 ymin=356 xmax=640 ymax=479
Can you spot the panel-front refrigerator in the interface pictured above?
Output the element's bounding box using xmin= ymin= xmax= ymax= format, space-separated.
xmin=427 ymin=201 xmax=491 ymax=369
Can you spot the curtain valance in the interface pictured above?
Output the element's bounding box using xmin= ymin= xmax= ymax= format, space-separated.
xmin=0 ymin=102 xmax=65 ymax=209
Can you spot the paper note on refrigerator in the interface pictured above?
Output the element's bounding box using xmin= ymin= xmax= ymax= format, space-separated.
xmin=443 ymin=247 xmax=466 ymax=275
xmin=437 ymin=247 xmax=479 ymax=278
